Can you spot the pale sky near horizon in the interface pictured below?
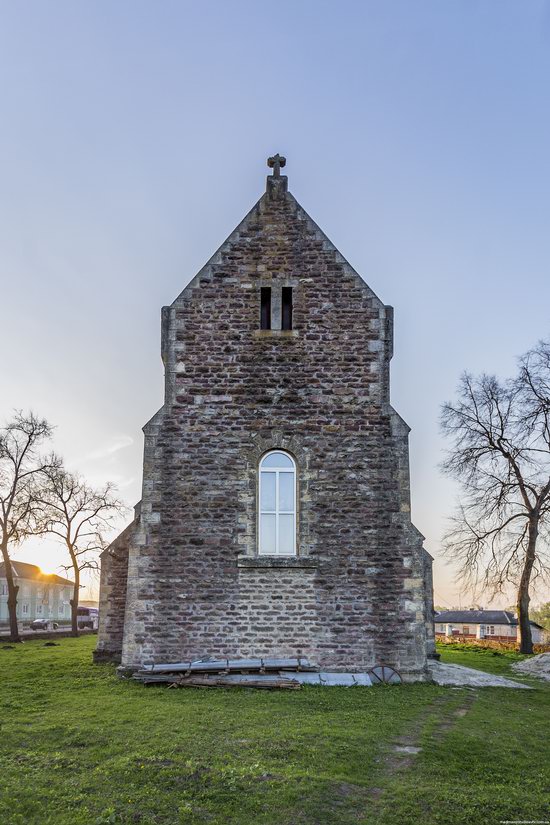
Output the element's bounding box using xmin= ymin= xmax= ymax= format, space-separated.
xmin=1 ymin=1 xmax=549 ymax=606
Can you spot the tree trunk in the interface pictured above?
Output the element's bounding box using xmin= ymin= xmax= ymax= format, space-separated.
xmin=70 ymin=568 xmax=80 ymax=637
xmin=517 ymin=516 xmax=538 ymax=654
xmin=7 ymin=582 xmax=20 ymax=642
xmin=1 ymin=538 xmax=21 ymax=643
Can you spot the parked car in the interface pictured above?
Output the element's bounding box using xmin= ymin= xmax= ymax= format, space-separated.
xmin=30 ymin=619 xmax=59 ymax=630
xmin=77 ymin=607 xmax=99 ymax=630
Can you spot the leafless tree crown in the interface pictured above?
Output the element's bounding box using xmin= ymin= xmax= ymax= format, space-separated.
xmin=0 ymin=411 xmax=57 ymax=546
xmin=36 ymin=466 xmax=126 ymax=575
xmin=441 ymin=340 xmax=550 ymax=595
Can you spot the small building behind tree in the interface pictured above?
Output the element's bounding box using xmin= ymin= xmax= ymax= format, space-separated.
xmin=0 ymin=561 xmax=73 ymax=628
xmin=435 ymin=609 xmax=545 ymax=644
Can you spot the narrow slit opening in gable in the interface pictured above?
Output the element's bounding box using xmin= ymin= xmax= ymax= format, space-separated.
xmin=282 ymin=287 xmax=293 ymax=330
xmin=260 ymin=287 xmax=271 ymax=330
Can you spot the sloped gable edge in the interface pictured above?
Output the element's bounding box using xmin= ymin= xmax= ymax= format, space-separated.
xmin=170 ymin=187 xmax=387 ymax=312
xmin=286 ymin=192 xmax=386 ymax=309
xmin=170 ymin=195 xmax=265 ymax=306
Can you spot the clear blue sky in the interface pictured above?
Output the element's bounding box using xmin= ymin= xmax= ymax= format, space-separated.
xmin=1 ymin=1 xmax=549 ymax=606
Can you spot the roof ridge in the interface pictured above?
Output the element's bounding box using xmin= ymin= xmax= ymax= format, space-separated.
xmin=0 ymin=560 xmax=73 ymax=585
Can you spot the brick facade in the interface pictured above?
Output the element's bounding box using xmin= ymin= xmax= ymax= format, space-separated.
xmin=95 ymin=168 xmax=435 ymax=680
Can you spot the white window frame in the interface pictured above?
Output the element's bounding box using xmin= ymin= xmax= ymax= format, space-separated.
xmin=258 ymin=450 xmax=297 ymax=556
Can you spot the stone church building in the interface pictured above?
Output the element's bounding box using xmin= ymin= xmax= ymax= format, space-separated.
xmin=95 ymin=156 xmax=435 ymax=681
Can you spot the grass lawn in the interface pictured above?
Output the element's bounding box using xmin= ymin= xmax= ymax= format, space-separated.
xmin=0 ymin=638 xmax=548 ymax=825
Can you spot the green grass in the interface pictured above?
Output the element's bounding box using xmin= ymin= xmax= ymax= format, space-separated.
xmin=0 ymin=638 xmax=548 ymax=825
xmin=437 ymin=641 xmax=535 ymax=678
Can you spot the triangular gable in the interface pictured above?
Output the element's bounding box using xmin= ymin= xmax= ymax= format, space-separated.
xmin=171 ymin=182 xmax=386 ymax=311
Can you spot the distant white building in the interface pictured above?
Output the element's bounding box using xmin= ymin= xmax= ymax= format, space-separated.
xmin=0 ymin=562 xmax=74 ymax=627
xmin=434 ymin=609 xmax=545 ymax=644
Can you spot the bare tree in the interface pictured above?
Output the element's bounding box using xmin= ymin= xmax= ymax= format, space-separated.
xmin=441 ymin=340 xmax=550 ymax=654
xmin=36 ymin=467 xmax=125 ymax=636
xmin=0 ymin=412 xmax=56 ymax=642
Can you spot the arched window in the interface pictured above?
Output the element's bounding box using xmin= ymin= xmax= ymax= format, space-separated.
xmin=259 ymin=451 xmax=296 ymax=555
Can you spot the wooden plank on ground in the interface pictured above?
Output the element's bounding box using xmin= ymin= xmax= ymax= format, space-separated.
xmin=142 ymin=657 xmax=313 ymax=674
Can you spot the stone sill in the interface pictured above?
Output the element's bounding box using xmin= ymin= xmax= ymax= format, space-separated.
xmin=253 ymin=330 xmax=299 ymax=338
xmin=237 ymin=555 xmax=319 ymax=570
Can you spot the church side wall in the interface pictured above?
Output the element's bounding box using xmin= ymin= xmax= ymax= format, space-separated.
xmin=94 ymin=526 xmax=132 ymax=662
xmin=119 ymin=411 xmax=165 ymax=668
xmin=423 ymin=551 xmax=437 ymax=658
xmin=388 ymin=407 xmax=433 ymax=671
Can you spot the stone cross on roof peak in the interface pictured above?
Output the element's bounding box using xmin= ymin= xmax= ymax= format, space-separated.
xmin=267 ymin=154 xmax=286 ymax=178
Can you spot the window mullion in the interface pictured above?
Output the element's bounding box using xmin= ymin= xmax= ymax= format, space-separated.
xmin=275 ymin=469 xmax=279 ymax=554
xmin=292 ymin=470 xmax=295 ymax=554
xmin=259 ymin=471 xmax=262 ymax=554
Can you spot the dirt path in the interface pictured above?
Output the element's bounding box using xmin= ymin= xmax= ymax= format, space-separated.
xmin=320 ymin=690 xmax=479 ymax=824
xmin=365 ymin=690 xmax=478 ymax=810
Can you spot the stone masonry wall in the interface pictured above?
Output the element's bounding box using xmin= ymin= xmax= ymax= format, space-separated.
xmin=423 ymin=550 xmax=437 ymax=658
xmin=94 ymin=516 xmax=135 ymax=662
xmin=113 ymin=174 xmax=431 ymax=680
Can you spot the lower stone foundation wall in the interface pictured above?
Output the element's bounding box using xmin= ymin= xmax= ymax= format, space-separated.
xmin=235 ymin=564 xmax=322 ymax=663
xmin=114 ymin=549 xmax=430 ymax=681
